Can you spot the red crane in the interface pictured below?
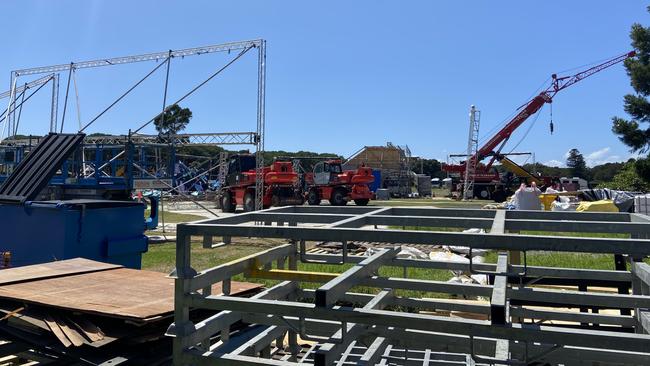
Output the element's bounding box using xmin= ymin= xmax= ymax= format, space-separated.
xmin=444 ymin=50 xmax=636 ymax=177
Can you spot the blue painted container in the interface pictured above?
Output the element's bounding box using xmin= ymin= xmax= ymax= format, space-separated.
xmin=370 ymin=170 xmax=382 ymax=192
xmin=0 ymin=200 xmax=147 ymax=269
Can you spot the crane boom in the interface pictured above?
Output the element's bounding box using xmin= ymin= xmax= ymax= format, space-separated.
xmin=446 ymin=50 xmax=635 ymax=174
xmin=551 ymin=51 xmax=636 ymax=93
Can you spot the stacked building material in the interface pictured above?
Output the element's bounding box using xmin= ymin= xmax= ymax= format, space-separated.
xmin=0 ymin=258 xmax=262 ymax=364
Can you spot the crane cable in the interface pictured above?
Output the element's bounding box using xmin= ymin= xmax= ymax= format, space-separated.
xmin=131 ymin=44 xmax=254 ymax=134
xmin=476 ymin=50 xmax=620 ymax=146
xmin=60 ymin=63 xmax=74 ymax=133
xmin=0 ymin=76 xmax=54 ymax=124
xmin=12 ymin=84 xmax=26 ymax=136
xmin=79 ymin=56 xmax=171 ymax=133
xmin=506 ymin=104 xmax=544 ymax=155
xmin=72 ymin=68 xmax=82 ymax=130
xmin=549 ymin=102 xmax=554 ymax=135
xmin=476 ymin=76 xmax=551 ymax=147
xmin=554 ymin=51 xmax=630 ymax=75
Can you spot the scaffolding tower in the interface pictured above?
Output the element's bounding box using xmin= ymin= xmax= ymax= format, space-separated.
xmin=462 ymin=105 xmax=480 ymax=200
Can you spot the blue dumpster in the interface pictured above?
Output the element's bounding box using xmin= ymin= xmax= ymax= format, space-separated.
xmin=0 ymin=199 xmax=147 ymax=269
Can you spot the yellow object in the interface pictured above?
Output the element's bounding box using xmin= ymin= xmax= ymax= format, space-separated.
xmin=248 ymin=268 xmax=338 ymax=282
xmin=539 ymin=194 xmax=559 ymax=211
xmin=576 ymin=200 xmax=619 ymax=213
xmin=499 ymin=157 xmax=542 ymax=185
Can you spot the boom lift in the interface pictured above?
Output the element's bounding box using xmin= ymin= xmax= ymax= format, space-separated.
xmin=443 ymin=51 xmax=635 ymax=201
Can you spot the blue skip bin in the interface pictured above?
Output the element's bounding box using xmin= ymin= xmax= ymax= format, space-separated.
xmin=0 ymin=199 xmax=148 ymax=269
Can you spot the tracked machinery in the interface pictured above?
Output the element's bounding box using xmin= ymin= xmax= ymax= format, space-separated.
xmin=443 ymin=50 xmax=635 ymax=201
xmin=218 ymin=154 xmax=304 ymax=212
xmin=304 ymin=159 xmax=375 ymax=206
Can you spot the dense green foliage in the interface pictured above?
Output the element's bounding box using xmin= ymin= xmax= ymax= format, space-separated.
xmin=600 ymin=159 xmax=650 ymax=192
xmin=499 ymin=161 xmax=625 ymax=187
xmin=589 ymin=162 xmax=626 ymax=183
xmin=410 ymin=158 xmax=446 ymax=179
xmin=611 ymin=10 xmax=650 ymax=185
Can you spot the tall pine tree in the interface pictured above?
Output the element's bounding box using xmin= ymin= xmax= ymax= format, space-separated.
xmin=566 ymin=148 xmax=587 ymax=178
xmin=154 ymin=104 xmax=193 ymax=135
xmin=612 ymin=7 xmax=650 ymax=183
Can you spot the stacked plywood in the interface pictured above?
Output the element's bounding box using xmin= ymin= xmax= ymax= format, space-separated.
xmin=0 ymin=258 xmax=262 ymax=364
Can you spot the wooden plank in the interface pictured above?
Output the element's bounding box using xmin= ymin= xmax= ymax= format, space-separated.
xmin=52 ymin=315 xmax=85 ymax=347
xmin=0 ymin=268 xmax=262 ymax=321
xmin=43 ymin=315 xmax=72 ymax=347
xmin=0 ymin=307 xmax=24 ymax=321
xmin=0 ymin=258 xmax=122 ymax=286
xmin=0 ymin=306 xmax=48 ymax=333
xmin=67 ymin=316 xmax=104 ymax=342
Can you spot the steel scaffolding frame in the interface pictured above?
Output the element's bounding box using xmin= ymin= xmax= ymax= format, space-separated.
xmin=169 ymin=206 xmax=650 ymax=366
xmin=3 ymin=39 xmax=267 ymax=209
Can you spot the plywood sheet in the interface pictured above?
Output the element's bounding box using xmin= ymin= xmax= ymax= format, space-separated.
xmin=0 ymin=258 xmax=121 ymax=286
xmin=0 ymin=267 xmax=261 ymax=321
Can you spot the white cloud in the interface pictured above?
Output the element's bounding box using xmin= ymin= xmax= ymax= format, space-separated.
xmin=555 ymin=147 xmax=627 ymax=167
xmin=544 ymin=159 xmax=565 ymax=167
xmin=584 ymin=147 xmax=624 ymax=166
xmin=544 ymin=147 xmax=634 ymax=169
xmin=585 ymin=147 xmax=610 ymax=161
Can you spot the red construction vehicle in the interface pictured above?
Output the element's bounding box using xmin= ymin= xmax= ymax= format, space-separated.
xmin=304 ymin=159 xmax=374 ymax=206
xmin=218 ymin=154 xmax=303 ymax=212
xmin=443 ymin=50 xmax=635 ymax=201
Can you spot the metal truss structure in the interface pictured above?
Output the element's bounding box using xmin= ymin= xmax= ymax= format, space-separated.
xmin=3 ymin=39 xmax=267 ymax=209
xmin=2 ymin=132 xmax=258 ymax=147
xmin=0 ymin=73 xmax=59 ymax=136
xmin=169 ymin=206 xmax=650 ymax=365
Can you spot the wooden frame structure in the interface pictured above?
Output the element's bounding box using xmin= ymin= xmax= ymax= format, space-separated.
xmin=168 ymin=206 xmax=650 ymax=365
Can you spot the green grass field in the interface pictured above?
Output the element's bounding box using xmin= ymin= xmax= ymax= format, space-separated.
xmin=143 ymin=240 xmax=453 ymax=298
xmin=142 ymin=197 xmax=629 ymax=298
xmin=142 ymin=232 xmax=626 ymax=300
xmin=145 ymin=209 xmax=207 ymax=224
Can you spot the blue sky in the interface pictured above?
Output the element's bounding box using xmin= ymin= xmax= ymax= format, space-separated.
xmin=1 ymin=1 xmax=647 ymax=166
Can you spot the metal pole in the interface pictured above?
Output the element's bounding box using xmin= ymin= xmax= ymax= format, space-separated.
xmin=50 ymin=74 xmax=59 ymax=133
xmin=10 ymin=80 xmax=17 ymax=137
xmin=13 ymin=84 xmax=26 ymax=137
xmin=3 ymin=73 xmax=17 ymax=142
xmin=72 ymin=68 xmax=82 ymax=130
xmin=161 ymin=188 xmax=166 ymax=234
xmin=160 ymin=51 xmax=172 ymax=132
xmin=159 ymin=52 xmax=173 ymax=189
xmin=60 ymin=63 xmax=74 ymax=133
xmin=254 ymin=40 xmax=266 ymax=211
